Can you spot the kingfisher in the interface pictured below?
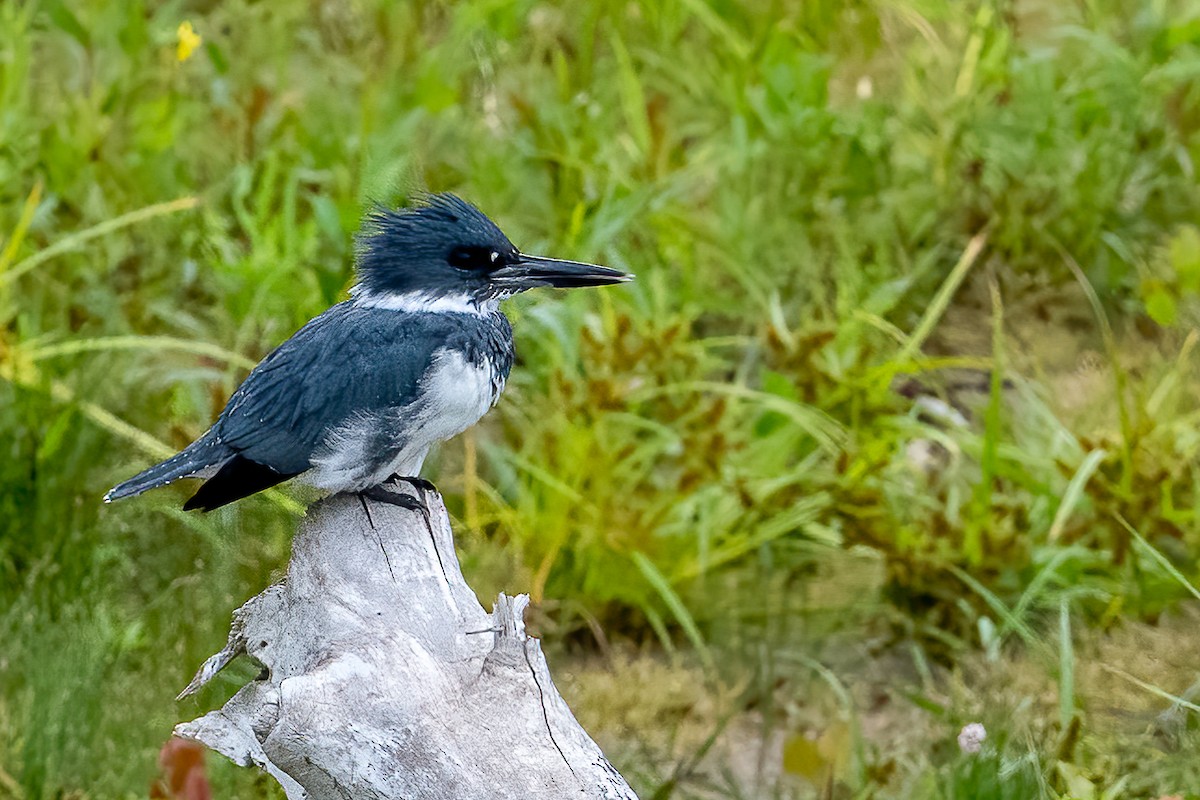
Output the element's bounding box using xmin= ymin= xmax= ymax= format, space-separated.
xmin=104 ymin=194 xmax=631 ymax=512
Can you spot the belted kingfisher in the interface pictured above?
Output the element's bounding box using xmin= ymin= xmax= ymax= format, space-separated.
xmin=104 ymin=194 xmax=630 ymax=512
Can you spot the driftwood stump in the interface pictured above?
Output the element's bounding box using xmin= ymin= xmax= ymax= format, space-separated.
xmin=175 ymin=487 xmax=638 ymax=800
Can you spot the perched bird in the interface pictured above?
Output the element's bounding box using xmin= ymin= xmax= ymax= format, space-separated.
xmin=104 ymin=194 xmax=630 ymax=512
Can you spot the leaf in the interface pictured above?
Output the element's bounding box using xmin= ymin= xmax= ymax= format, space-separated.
xmin=44 ymin=0 xmax=90 ymax=47
xmin=1055 ymin=760 xmax=1096 ymax=800
xmin=1143 ymin=287 xmax=1177 ymax=327
xmin=782 ymin=722 xmax=852 ymax=782
xmin=782 ymin=734 xmax=826 ymax=780
xmin=36 ymin=409 xmax=74 ymax=463
xmin=1168 ymin=225 xmax=1200 ymax=293
xmin=760 ymin=369 xmax=799 ymax=400
xmin=1047 ymin=449 xmax=1107 ymax=541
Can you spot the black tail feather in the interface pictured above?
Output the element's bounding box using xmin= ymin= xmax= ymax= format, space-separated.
xmin=183 ymin=456 xmax=297 ymax=512
xmin=105 ymin=437 xmax=228 ymax=503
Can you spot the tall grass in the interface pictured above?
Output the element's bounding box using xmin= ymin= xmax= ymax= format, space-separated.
xmin=4 ymin=0 xmax=1200 ymax=797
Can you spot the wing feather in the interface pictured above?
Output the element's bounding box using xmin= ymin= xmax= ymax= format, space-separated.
xmin=214 ymin=303 xmax=454 ymax=474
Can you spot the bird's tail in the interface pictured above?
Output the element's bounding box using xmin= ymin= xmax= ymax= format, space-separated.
xmin=104 ymin=436 xmax=230 ymax=503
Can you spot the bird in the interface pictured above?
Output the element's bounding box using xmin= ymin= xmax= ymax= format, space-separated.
xmin=104 ymin=193 xmax=631 ymax=512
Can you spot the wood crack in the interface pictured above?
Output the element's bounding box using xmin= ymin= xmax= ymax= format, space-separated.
xmin=523 ymin=641 xmax=577 ymax=781
xmin=357 ymin=495 xmax=396 ymax=583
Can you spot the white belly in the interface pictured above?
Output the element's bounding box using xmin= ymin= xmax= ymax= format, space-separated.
xmin=307 ymin=349 xmax=503 ymax=492
xmin=411 ymin=348 xmax=501 ymax=447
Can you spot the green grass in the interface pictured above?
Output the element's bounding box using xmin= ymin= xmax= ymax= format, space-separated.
xmin=4 ymin=0 xmax=1200 ymax=797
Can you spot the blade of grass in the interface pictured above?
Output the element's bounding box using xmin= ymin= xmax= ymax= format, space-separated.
xmin=1116 ymin=513 xmax=1200 ymax=602
xmin=635 ymin=381 xmax=846 ymax=454
xmin=1055 ymin=241 xmax=1134 ymax=496
xmin=0 ymin=179 xmax=42 ymax=273
xmin=0 ymin=761 xmax=23 ymax=800
xmin=641 ymin=605 xmax=676 ymax=659
xmin=675 ymin=0 xmax=750 ymax=60
xmin=966 ymin=271 xmax=1004 ymax=565
xmin=0 ymin=196 xmax=199 ymax=286
xmin=25 ymin=335 xmax=257 ymax=370
xmin=609 ymin=33 xmax=651 ymax=155
xmin=671 ymin=493 xmax=831 ymax=581
xmin=49 ymin=379 xmax=176 ymax=460
xmin=1010 ymin=546 xmax=1078 ymax=632
xmin=1099 ymin=664 xmax=1200 ymax=714
xmin=954 ymin=4 xmax=993 ymax=97
xmin=1047 ymin=449 xmax=1107 ymax=541
xmin=502 ymin=451 xmax=585 ymax=503
xmin=1146 ymin=329 xmax=1198 ymax=416
xmin=632 ymin=551 xmax=714 ymax=671
xmin=865 ymin=355 xmax=997 ymax=392
xmin=947 ymin=564 xmax=1039 ymax=649
xmin=896 ymin=229 xmax=988 ymax=363
xmin=851 ymin=309 xmax=909 ymax=345
xmin=1058 ymin=598 xmax=1074 ymax=730
xmin=20 ymin=375 xmax=305 ymax=516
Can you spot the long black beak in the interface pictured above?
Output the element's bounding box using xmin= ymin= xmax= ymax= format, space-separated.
xmin=491 ymin=254 xmax=632 ymax=290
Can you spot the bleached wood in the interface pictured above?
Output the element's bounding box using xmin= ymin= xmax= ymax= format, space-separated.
xmin=175 ymin=487 xmax=638 ymax=800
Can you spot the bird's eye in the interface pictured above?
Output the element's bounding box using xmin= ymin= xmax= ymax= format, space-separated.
xmin=447 ymin=246 xmax=502 ymax=271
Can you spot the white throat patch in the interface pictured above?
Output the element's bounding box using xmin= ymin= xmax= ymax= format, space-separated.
xmin=352 ymin=289 xmax=497 ymax=316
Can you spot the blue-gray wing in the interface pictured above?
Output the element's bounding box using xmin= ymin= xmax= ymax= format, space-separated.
xmin=214 ymin=302 xmax=447 ymax=474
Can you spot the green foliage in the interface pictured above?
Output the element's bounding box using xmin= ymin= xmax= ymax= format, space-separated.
xmin=4 ymin=0 xmax=1200 ymax=797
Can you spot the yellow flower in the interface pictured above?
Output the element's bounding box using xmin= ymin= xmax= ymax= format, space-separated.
xmin=176 ymin=20 xmax=201 ymax=62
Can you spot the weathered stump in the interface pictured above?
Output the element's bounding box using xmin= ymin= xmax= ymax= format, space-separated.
xmin=175 ymin=487 xmax=637 ymax=800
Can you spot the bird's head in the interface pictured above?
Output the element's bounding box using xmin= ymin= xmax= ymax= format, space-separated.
xmin=352 ymin=194 xmax=631 ymax=312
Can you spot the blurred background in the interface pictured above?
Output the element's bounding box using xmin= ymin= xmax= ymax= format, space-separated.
xmin=3 ymin=0 xmax=1200 ymax=797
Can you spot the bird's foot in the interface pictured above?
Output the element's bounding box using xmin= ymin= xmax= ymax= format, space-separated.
xmin=387 ymin=474 xmax=436 ymax=494
xmin=358 ymin=484 xmax=433 ymax=534
xmin=359 ymin=484 xmax=426 ymax=512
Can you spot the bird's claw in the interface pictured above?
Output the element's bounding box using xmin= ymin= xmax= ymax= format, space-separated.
xmin=359 ymin=484 xmax=426 ymax=512
xmin=387 ymin=474 xmax=436 ymax=494
xmin=359 ymin=483 xmax=433 ymax=535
